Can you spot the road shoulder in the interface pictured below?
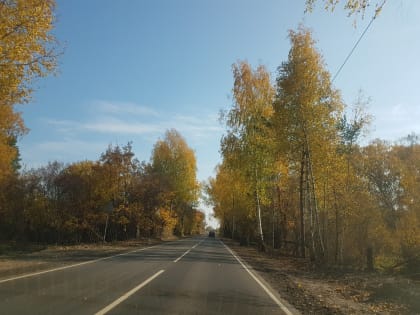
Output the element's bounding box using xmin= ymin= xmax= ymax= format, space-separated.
xmin=221 ymin=239 xmax=300 ymax=315
xmin=221 ymin=238 xmax=409 ymax=314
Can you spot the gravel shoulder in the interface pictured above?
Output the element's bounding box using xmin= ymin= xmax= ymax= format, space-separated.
xmin=223 ymin=238 xmax=420 ymax=315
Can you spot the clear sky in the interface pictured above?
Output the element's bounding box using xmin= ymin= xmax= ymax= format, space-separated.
xmin=18 ymin=0 xmax=420 ymax=226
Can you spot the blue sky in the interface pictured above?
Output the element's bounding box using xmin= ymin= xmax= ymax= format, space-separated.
xmin=19 ymin=0 xmax=420 ymax=225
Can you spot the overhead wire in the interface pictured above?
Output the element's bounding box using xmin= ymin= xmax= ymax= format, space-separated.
xmin=331 ymin=0 xmax=387 ymax=83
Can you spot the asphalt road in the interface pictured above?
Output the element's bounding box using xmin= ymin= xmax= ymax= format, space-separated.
xmin=0 ymin=237 xmax=297 ymax=315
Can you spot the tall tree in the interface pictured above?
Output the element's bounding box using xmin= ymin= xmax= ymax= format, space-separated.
xmin=274 ymin=26 xmax=343 ymax=259
xmin=152 ymin=129 xmax=199 ymax=236
xmin=206 ymin=162 xmax=252 ymax=242
xmin=96 ymin=143 xmax=140 ymax=240
xmin=0 ymin=0 xmax=58 ymax=180
xmin=221 ymin=61 xmax=275 ymax=250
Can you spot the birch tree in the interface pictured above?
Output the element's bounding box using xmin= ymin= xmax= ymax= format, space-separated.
xmin=221 ymin=61 xmax=275 ymax=250
xmin=274 ymin=26 xmax=343 ymax=259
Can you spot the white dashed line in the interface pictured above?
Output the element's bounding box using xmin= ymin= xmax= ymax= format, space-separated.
xmin=173 ymin=240 xmax=203 ymax=263
xmin=173 ymin=249 xmax=192 ymax=263
xmin=94 ymin=269 xmax=165 ymax=315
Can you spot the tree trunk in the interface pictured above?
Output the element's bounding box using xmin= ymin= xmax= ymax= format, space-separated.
xmin=333 ymin=189 xmax=340 ymax=264
xmin=366 ymin=246 xmax=374 ymax=271
xmin=299 ymin=149 xmax=306 ymax=258
xmin=307 ymin=146 xmax=325 ymax=258
xmin=103 ymin=214 xmax=109 ymax=243
xmin=306 ymin=154 xmax=316 ymax=261
xmin=256 ymin=187 xmax=265 ymax=251
xmin=271 ymin=205 xmax=275 ymax=249
xmin=232 ymin=215 xmax=235 ymax=240
xmin=136 ymin=224 xmax=140 ymax=239
xmin=254 ymin=166 xmax=265 ymax=252
xmin=232 ymin=193 xmax=235 ymax=239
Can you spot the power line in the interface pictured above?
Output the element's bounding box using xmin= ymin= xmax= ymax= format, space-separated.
xmin=332 ymin=0 xmax=387 ymax=83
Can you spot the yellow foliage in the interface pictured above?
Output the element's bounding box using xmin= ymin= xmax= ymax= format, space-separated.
xmin=397 ymin=211 xmax=420 ymax=264
xmin=305 ymin=0 xmax=385 ymax=19
xmin=159 ymin=208 xmax=177 ymax=238
xmin=0 ymin=0 xmax=58 ymax=180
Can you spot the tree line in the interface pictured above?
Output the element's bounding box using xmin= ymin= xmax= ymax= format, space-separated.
xmin=206 ymin=26 xmax=420 ymax=272
xmin=0 ymin=129 xmax=205 ymax=243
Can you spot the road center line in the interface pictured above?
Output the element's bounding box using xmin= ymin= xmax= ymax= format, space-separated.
xmin=0 ymin=244 xmax=159 ymax=284
xmin=94 ymin=269 xmax=165 ymax=315
xmin=191 ymin=242 xmax=199 ymax=249
xmin=174 ymin=248 xmax=192 ymax=263
xmin=220 ymin=240 xmax=295 ymax=315
xmin=173 ymin=240 xmax=203 ymax=263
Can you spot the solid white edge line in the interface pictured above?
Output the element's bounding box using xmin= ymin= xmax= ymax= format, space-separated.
xmin=94 ymin=269 xmax=165 ymax=315
xmin=0 ymin=244 xmax=159 ymax=284
xmin=220 ymin=240 xmax=295 ymax=315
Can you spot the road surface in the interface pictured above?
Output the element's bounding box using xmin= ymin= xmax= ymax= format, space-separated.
xmin=0 ymin=237 xmax=297 ymax=314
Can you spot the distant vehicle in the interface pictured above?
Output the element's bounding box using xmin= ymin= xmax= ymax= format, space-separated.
xmin=208 ymin=231 xmax=215 ymax=238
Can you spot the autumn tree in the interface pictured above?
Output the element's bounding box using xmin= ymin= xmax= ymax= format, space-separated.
xmin=360 ymin=140 xmax=403 ymax=229
xmin=392 ymin=139 xmax=420 ymax=271
xmin=274 ymin=26 xmax=343 ymax=260
xmin=191 ymin=210 xmax=206 ymax=235
xmin=205 ymin=162 xmax=253 ymax=243
xmin=0 ymin=174 xmax=25 ymax=240
xmin=331 ymin=93 xmax=372 ymax=264
xmin=206 ymin=26 xmax=417 ymax=271
xmin=55 ymin=161 xmax=108 ymax=242
xmin=151 ymin=129 xmax=199 ymax=236
xmin=220 ymin=61 xmax=276 ymax=250
xmin=0 ymin=131 xmax=203 ymax=243
xmin=305 ymin=0 xmax=387 ymax=19
xmin=20 ymin=161 xmax=65 ymax=242
xmin=95 ymin=143 xmax=142 ymax=241
xmin=0 ymin=0 xmax=58 ymax=181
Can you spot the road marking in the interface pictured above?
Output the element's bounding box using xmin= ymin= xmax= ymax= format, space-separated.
xmin=221 ymin=240 xmax=295 ymax=315
xmin=173 ymin=239 xmax=203 ymax=263
xmin=174 ymin=248 xmax=192 ymax=262
xmin=0 ymin=245 xmax=159 ymax=284
xmin=94 ymin=269 xmax=165 ymax=315
xmin=192 ymin=240 xmax=203 ymax=249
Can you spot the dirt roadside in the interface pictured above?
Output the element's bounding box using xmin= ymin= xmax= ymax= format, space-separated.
xmin=0 ymin=238 xmax=163 ymax=280
xmin=222 ymin=238 xmax=420 ymax=315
